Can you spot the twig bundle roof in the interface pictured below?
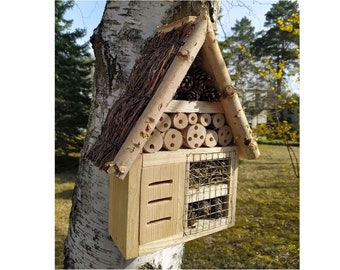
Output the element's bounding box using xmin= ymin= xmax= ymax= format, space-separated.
xmin=86 ymin=21 xmax=195 ymax=171
xmin=87 ymin=10 xmax=260 ymax=180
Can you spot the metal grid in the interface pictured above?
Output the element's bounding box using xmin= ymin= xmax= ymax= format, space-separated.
xmin=184 ymin=151 xmax=235 ymax=235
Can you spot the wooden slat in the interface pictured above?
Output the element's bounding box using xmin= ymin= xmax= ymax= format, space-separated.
xmin=165 ymin=100 xmax=223 ymax=113
xmin=108 ymin=155 xmax=142 ymax=259
xmin=139 ymin=163 xmax=185 ymax=245
xmin=138 ymin=223 xmax=233 ymax=257
xmin=142 ymin=146 xmax=237 ymax=167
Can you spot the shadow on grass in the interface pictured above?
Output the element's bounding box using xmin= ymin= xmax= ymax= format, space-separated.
xmin=55 ymin=155 xmax=79 ymax=173
xmin=55 ymin=189 xmax=74 ymax=200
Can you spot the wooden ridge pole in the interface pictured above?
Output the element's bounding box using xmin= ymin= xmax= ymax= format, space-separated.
xmin=200 ymin=20 xmax=260 ymax=160
xmin=107 ymin=10 xmax=209 ymax=179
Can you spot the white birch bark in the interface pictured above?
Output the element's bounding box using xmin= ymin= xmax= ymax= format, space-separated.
xmin=64 ymin=1 xmax=221 ymax=269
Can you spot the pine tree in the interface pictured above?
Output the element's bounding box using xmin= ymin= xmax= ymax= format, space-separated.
xmin=55 ymin=0 xmax=93 ymax=163
xmin=251 ymin=0 xmax=299 ymax=94
xmin=219 ymin=17 xmax=257 ymax=89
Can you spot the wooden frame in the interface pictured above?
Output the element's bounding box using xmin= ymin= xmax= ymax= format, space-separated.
xmin=105 ymin=9 xmax=260 ymax=260
xmin=105 ymin=10 xmax=259 ymax=179
xmin=109 ymin=146 xmax=238 ymax=259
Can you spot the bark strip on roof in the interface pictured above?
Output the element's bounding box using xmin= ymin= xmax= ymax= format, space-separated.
xmin=86 ymin=21 xmax=195 ymax=171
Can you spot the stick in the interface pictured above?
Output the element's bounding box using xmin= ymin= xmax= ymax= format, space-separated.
xmin=200 ymin=19 xmax=260 ymax=159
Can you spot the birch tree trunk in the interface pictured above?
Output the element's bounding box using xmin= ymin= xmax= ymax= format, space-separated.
xmin=64 ymin=1 xmax=220 ymax=268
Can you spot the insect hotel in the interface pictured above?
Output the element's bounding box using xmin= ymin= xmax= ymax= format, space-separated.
xmin=87 ymin=10 xmax=260 ymax=259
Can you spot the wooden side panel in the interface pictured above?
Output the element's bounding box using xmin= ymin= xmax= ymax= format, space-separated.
xmin=108 ymin=155 xmax=142 ymax=259
xmin=139 ymin=162 xmax=186 ymax=245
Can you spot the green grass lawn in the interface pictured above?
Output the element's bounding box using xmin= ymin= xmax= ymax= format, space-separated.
xmin=55 ymin=144 xmax=299 ymax=269
xmin=55 ymin=170 xmax=76 ymax=269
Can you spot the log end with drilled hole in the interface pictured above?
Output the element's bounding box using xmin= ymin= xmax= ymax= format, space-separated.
xmin=143 ymin=129 xmax=163 ymax=153
xmin=217 ymin=125 xmax=233 ymax=146
xmin=197 ymin=113 xmax=212 ymax=127
xmin=163 ymin=128 xmax=183 ymax=151
xmin=187 ymin=113 xmax=198 ymax=124
xmin=170 ymin=112 xmax=189 ymax=130
xmin=212 ymin=113 xmax=225 ymax=129
xmin=182 ymin=124 xmax=207 ymax=149
xmin=203 ymin=129 xmax=218 ymax=147
xmin=156 ymin=113 xmax=171 ymax=132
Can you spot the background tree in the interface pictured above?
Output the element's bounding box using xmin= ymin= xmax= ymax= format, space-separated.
xmin=251 ymin=0 xmax=299 ymax=95
xmin=55 ymin=0 xmax=93 ymax=170
xmin=220 ymin=17 xmax=256 ymax=89
xmin=63 ymin=1 xmax=222 ymax=269
xmin=219 ymin=17 xmax=268 ymax=126
xmin=253 ymin=2 xmax=300 ymax=177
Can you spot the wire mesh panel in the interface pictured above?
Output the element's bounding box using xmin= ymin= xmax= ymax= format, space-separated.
xmin=184 ymin=150 xmax=236 ymax=236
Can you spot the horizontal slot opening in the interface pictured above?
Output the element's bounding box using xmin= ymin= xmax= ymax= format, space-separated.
xmin=147 ymin=217 xmax=171 ymax=225
xmin=148 ymin=197 xmax=172 ymax=204
xmin=148 ymin=179 xmax=173 ymax=186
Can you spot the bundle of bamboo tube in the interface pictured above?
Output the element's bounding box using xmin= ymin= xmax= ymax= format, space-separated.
xmin=143 ymin=112 xmax=233 ymax=152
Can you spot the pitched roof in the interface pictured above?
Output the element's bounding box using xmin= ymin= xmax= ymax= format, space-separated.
xmin=87 ymin=9 xmax=260 ymax=180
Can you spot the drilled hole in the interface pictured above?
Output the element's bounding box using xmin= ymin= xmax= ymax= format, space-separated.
xmin=148 ymin=197 xmax=172 ymax=204
xmin=147 ymin=217 xmax=171 ymax=225
xmin=149 ymin=179 xmax=173 ymax=186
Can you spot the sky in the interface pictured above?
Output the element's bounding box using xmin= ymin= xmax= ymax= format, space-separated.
xmin=65 ymin=0 xmax=301 ymax=91
xmin=65 ymin=0 xmax=278 ymax=44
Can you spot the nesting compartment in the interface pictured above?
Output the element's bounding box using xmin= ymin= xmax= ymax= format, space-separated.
xmin=109 ymin=100 xmax=239 ymax=259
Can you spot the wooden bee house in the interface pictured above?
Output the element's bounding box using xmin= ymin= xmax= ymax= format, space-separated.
xmin=87 ymin=9 xmax=260 ymax=259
